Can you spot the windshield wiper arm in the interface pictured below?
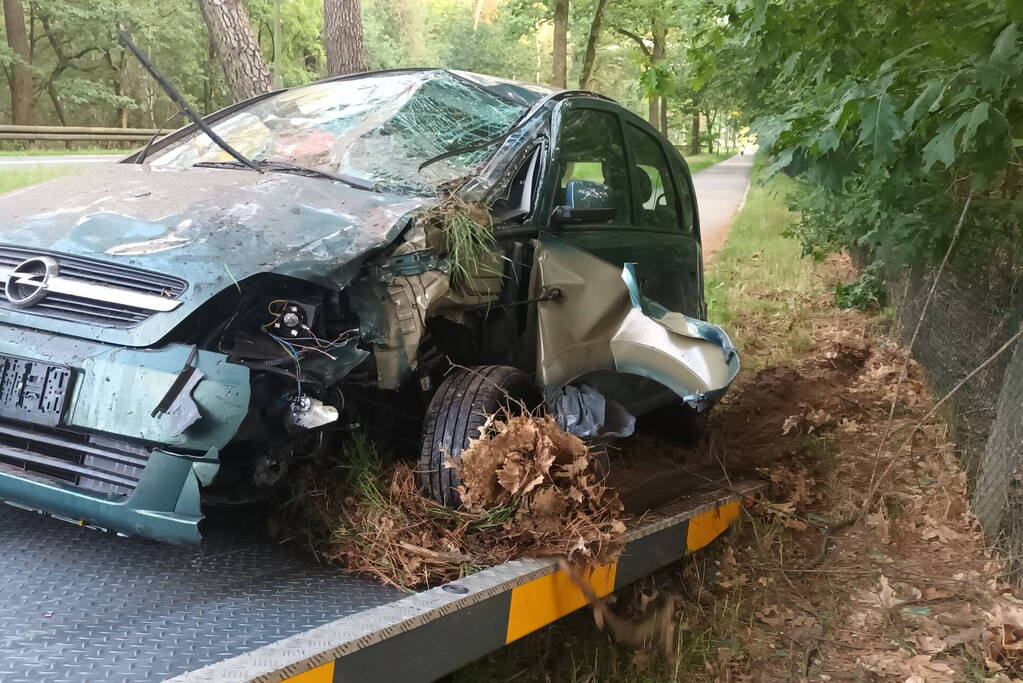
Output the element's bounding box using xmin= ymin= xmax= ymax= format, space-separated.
xmin=194 ymin=160 xmax=376 ymax=192
xmin=118 ymin=31 xmax=262 ymax=173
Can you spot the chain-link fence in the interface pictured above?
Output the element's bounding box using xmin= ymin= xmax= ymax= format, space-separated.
xmin=879 ymin=225 xmax=1023 ymax=566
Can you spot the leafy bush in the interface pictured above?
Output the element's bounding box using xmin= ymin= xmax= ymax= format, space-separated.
xmin=726 ymin=0 xmax=1023 ymax=268
xmin=834 ymin=262 xmax=886 ymax=311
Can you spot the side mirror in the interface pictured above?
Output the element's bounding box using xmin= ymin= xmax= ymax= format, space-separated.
xmin=553 ymin=179 xmax=616 ymax=224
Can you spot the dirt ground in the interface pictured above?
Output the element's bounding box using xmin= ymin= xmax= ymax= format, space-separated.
xmin=678 ymin=302 xmax=1022 ymax=682
xmin=458 ymin=254 xmax=1023 ymax=682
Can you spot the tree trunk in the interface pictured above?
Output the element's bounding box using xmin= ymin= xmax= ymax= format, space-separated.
xmin=578 ymin=0 xmax=607 ymax=90
xmin=324 ymin=0 xmax=367 ymax=76
xmin=197 ymin=0 xmax=272 ymax=101
xmin=3 ymin=0 xmax=33 ymax=125
xmin=705 ymin=109 xmax=717 ymax=153
xmin=203 ymin=32 xmax=215 ymax=115
xmin=659 ymin=97 xmax=668 ymax=138
xmin=46 ymin=80 xmax=66 ymax=125
xmin=472 ymin=0 xmax=484 ymax=31
xmin=551 ymin=0 xmax=569 ymax=88
xmin=647 ymin=22 xmax=666 ymax=129
xmin=689 ymin=112 xmax=700 ymax=156
xmin=104 ymin=38 xmax=129 ymax=129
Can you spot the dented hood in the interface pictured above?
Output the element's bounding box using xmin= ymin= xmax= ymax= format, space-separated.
xmin=0 ymin=164 xmax=427 ymax=346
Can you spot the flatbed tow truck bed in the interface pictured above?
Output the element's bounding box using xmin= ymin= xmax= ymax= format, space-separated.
xmin=0 ymin=478 xmax=762 ymax=683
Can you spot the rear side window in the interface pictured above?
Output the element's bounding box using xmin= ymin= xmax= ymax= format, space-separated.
xmin=625 ymin=123 xmax=681 ymax=231
xmin=556 ymin=108 xmax=631 ymax=223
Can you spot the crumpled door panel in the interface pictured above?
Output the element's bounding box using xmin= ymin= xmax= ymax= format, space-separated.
xmin=534 ymin=234 xmax=739 ymax=411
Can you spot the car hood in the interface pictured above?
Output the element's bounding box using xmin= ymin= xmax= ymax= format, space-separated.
xmin=0 ymin=164 xmax=428 ymax=346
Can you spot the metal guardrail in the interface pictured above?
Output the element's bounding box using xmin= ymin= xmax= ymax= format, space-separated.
xmin=0 ymin=124 xmax=162 ymax=143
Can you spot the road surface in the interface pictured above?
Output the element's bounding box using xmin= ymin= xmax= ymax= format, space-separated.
xmin=690 ymin=152 xmax=754 ymax=260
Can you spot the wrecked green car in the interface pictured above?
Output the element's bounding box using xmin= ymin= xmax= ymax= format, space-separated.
xmin=0 ymin=69 xmax=737 ymax=543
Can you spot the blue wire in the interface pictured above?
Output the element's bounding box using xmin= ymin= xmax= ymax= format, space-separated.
xmin=268 ymin=333 xmax=303 ymax=398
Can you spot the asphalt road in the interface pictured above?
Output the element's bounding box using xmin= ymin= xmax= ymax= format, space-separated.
xmin=0 ymin=154 xmax=121 ymax=167
xmin=691 ymin=152 xmax=755 ymax=260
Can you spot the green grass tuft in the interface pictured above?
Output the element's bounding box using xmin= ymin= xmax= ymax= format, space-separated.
xmin=444 ymin=208 xmax=501 ymax=286
xmin=704 ymin=173 xmax=842 ymax=369
xmin=0 ymin=167 xmax=81 ymax=195
xmin=684 ymin=152 xmax=735 ymax=174
xmin=0 ymin=147 xmax=125 ymax=156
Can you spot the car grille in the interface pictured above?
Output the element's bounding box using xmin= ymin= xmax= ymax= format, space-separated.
xmin=0 ymin=245 xmax=187 ymax=328
xmin=0 ymin=419 xmax=149 ymax=498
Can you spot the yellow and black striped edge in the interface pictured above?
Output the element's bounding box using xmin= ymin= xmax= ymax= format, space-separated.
xmin=170 ymin=480 xmax=761 ymax=683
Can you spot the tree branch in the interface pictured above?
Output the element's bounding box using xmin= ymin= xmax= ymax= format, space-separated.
xmin=70 ymin=46 xmax=101 ymax=61
xmin=614 ymin=27 xmax=651 ymax=59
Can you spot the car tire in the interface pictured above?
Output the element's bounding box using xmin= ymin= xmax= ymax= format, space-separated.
xmin=418 ymin=365 xmax=541 ymax=507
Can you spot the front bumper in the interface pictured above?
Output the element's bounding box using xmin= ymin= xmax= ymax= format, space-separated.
xmin=0 ymin=325 xmax=250 ymax=544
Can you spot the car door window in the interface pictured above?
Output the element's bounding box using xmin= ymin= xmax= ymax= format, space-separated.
xmin=625 ymin=123 xmax=680 ymax=231
xmin=556 ymin=108 xmax=631 ymax=223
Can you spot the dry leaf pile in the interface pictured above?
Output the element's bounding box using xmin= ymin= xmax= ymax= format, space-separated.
xmin=434 ymin=250 xmax=1023 ymax=682
xmin=278 ymin=416 xmax=625 ymax=590
xmin=456 ymin=414 xmax=625 ymax=562
xmin=689 ymin=313 xmax=1023 ymax=682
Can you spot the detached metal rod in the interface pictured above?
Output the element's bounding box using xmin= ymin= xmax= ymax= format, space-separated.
xmin=117 ymin=30 xmax=262 ymax=173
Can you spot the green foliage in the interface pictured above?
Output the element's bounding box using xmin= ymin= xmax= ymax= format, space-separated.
xmin=834 ymin=262 xmax=886 ymax=310
xmin=0 ymin=167 xmax=79 ymax=195
xmin=0 ymin=0 xmax=747 ymax=162
xmin=249 ymin=0 xmax=325 ymax=86
xmin=0 ymin=44 xmax=16 ymax=69
xmin=0 ymin=0 xmax=223 ymax=127
xmin=730 ymin=0 xmax=1023 ymax=267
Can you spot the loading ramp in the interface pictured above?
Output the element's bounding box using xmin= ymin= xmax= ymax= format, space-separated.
xmin=0 ymin=478 xmax=761 ymax=682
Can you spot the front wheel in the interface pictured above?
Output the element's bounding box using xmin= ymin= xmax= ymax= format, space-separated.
xmin=418 ymin=365 xmax=540 ymax=506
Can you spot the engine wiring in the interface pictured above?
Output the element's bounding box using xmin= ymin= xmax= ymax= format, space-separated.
xmin=261 ymin=299 xmax=362 ymax=399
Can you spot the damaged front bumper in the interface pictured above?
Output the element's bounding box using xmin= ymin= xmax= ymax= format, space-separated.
xmin=0 ymin=326 xmax=250 ymax=544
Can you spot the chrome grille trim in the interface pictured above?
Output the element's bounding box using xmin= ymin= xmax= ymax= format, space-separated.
xmin=0 ymin=245 xmax=186 ymax=328
xmin=0 ymin=267 xmax=183 ymax=311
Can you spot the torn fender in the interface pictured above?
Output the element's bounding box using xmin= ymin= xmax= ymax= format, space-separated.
xmin=351 ymin=221 xmax=503 ymax=390
xmin=534 ymin=234 xmax=739 ymax=411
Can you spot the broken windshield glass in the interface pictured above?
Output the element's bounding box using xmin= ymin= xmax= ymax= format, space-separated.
xmin=150 ymin=71 xmax=527 ymax=197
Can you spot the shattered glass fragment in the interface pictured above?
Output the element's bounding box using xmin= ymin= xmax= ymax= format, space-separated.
xmin=151 ymin=71 xmax=526 ymax=197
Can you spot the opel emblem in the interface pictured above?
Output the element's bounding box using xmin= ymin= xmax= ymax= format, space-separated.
xmin=5 ymin=256 xmax=58 ymax=308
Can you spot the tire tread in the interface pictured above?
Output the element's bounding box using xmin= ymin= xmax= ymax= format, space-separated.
xmin=418 ymin=365 xmax=537 ymax=505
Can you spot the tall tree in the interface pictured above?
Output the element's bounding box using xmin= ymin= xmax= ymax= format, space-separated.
xmin=648 ymin=20 xmax=666 ymax=131
xmin=324 ymin=0 xmax=367 ymax=76
xmin=197 ymin=0 xmax=272 ymax=101
xmin=472 ymin=0 xmax=484 ymax=31
xmin=615 ymin=21 xmax=668 ymax=130
xmin=578 ymin=0 xmax=608 ymax=90
xmin=551 ymin=0 xmax=569 ymax=87
xmin=689 ymin=112 xmax=700 ymax=155
xmin=3 ymin=0 xmax=33 ymax=124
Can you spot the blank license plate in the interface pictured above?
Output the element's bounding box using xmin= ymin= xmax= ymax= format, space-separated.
xmin=0 ymin=355 xmax=73 ymax=426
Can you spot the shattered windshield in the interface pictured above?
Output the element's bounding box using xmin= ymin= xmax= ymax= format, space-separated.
xmin=149 ymin=71 xmax=527 ymax=196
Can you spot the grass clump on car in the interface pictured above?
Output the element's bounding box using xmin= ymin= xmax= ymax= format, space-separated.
xmin=417 ymin=192 xmax=505 ymax=292
xmin=277 ymin=414 xmax=625 ymax=590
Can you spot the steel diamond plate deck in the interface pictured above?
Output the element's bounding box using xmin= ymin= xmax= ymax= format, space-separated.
xmin=0 ymin=503 xmax=403 ymax=682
